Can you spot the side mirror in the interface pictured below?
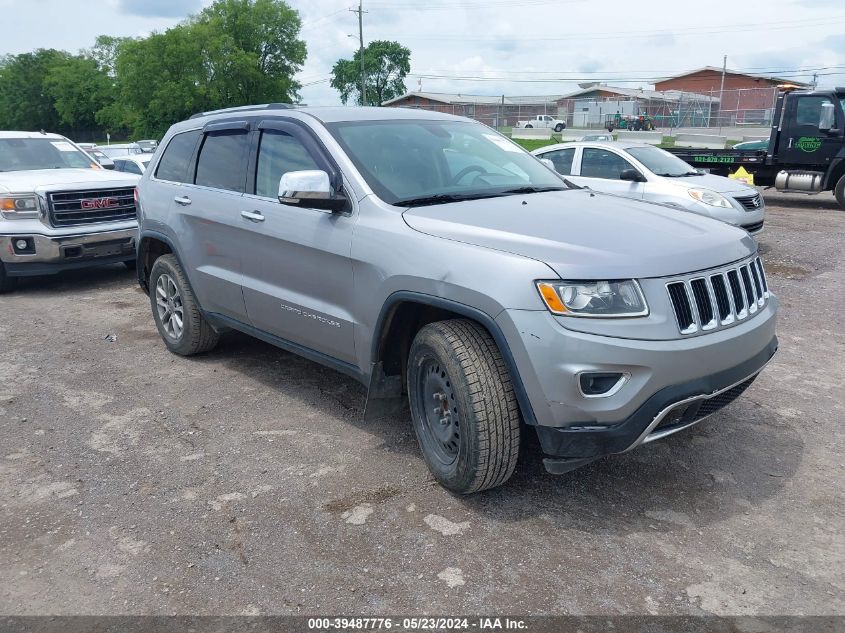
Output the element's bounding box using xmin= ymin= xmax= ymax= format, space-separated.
xmin=620 ymin=168 xmax=645 ymax=182
xmin=278 ymin=170 xmax=347 ymax=212
xmin=819 ymin=102 xmax=836 ymax=133
xmin=539 ymin=158 xmax=556 ymax=171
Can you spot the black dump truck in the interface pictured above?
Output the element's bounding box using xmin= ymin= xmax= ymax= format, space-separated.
xmin=668 ymin=87 xmax=845 ymax=210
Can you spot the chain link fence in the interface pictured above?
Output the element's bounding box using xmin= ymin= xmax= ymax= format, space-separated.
xmin=388 ymin=87 xmax=780 ymax=132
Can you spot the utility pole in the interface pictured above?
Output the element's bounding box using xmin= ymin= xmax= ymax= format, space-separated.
xmin=718 ymin=54 xmax=727 ymax=134
xmin=351 ymin=2 xmax=367 ymax=106
xmin=812 ymin=72 xmax=818 ymax=90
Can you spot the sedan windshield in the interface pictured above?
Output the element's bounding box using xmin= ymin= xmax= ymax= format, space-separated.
xmin=626 ymin=145 xmax=699 ymax=177
xmin=326 ymin=120 xmax=567 ymax=205
xmin=0 ymin=138 xmax=95 ymax=172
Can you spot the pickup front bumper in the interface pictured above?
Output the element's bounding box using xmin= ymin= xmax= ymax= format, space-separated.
xmin=0 ymin=227 xmax=137 ymax=276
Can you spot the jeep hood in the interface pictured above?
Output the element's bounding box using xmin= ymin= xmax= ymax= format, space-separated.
xmin=402 ymin=189 xmax=756 ymax=279
xmin=0 ymin=168 xmax=139 ymax=194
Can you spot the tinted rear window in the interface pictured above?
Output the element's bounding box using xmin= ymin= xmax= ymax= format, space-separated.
xmin=195 ymin=131 xmax=249 ymax=192
xmin=155 ymin=130 xmax=201 ymax=182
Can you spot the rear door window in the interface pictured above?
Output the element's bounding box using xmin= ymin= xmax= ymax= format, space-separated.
xmin=195 ymin=131 xmax=250 ymax=193
xmin=155 ymin=130 xmax=201 ymax=182
xmin=543 ymin=148 xmax=575 ymax=175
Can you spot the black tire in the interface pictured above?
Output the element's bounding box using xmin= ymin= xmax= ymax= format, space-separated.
xmin=554 ymin=123 xmax=564 ymax=133
xmin=124 ymin=259 xmax=137 ymax=270
xmin=0 ymin=262 xmax=16 ymax=294
xmin=149 ymin=254 xmax=218 ymax=355
xmin=407 ymin=319 xmax=521 ymax=494
xmin=835 ymin=174 xmax=845 ymax=211
xmin=525 ymin=124 xmax=533 ymax=128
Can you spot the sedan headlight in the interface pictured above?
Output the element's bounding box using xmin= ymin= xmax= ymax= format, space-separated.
xmin=0 ymin=195 xmax=40 ymax=219
xmin=688 ymin=188 xmax=732 ymax=208
xmin=536 ymin=280 xmax=648 ymax=317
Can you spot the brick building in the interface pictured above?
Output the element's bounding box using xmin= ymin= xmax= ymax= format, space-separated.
xmin=654 ymin=67 xmax=810 ymax=124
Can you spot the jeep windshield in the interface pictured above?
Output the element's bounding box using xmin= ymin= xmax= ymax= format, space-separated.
xmin=326 ymin=119 xmax=568 ymax=206
xmin=0 ymin=138 xmax=96 ymax=172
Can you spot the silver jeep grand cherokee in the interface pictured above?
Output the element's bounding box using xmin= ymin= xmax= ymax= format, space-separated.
xmin=136 ymin=105 xmax=778 ymax=494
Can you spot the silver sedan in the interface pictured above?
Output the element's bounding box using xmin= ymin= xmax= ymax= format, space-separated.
xmin=533 ymin=141 xmax=765 ymax=235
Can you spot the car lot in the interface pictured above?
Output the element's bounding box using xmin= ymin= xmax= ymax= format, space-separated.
xmin=0 ymin=193 xmax=842 ymax=615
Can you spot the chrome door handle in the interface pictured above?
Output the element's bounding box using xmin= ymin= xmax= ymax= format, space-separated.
xmin=174 ymin=196 xmax=192 ymax=206
xmin=241 ymin=210 xmax=265 ymax=222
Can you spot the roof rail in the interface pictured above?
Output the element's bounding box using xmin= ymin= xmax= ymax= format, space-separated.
xmin=189 ymin=103 xmax=295 ymax=120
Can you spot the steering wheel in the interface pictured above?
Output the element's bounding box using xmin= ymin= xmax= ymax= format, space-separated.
xmin=451 ymin=165 xmax=488 ymax=185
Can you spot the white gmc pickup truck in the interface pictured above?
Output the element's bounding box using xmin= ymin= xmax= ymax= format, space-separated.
xmin=0 ymin=131 xmax=140 ymax=292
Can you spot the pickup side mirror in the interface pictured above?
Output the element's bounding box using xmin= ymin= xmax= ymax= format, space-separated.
xmin=619 ymin=168 xmax=645 ymax=182
xmin=819 ymin=102 xmax=836 ymax=133
xmin=278 ymin=170 xmax=348 ymax=212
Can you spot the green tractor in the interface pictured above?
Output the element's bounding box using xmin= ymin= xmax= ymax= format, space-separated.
xmin=606 ymin=113 xmax=656 ymax=132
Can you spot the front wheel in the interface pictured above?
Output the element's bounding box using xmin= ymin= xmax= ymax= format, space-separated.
xmin=407 ymin=319 xmax=521 ymax=494
xmin=525 ymin=124 xmax=533 ymax=128
xmin=554 ymin=123 xmax=565 ymax=132
xmin=149 ymin=254 xmax=219 ymax=355
xmin=835 ymin=174 xmax=845 ymax=211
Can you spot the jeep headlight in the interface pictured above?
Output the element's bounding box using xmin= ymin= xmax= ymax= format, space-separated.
xmin=688 ymin=188 xmax=732 ymax=208
xmin=0 ymin=195 xmax=40 ymax=219
xmin=536 ymin=280 xmax=648 ymax=317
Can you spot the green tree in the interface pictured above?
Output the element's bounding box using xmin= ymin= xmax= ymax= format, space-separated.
xmin=0 ymin=49 xmax=68 ymax=132
xmin=115 ymin=0 xmax=306 ymax=137
xmin=44 ymin=54 xmax=113 ymax=135
xmin=331 ymin=40 xmax=411 ymax=106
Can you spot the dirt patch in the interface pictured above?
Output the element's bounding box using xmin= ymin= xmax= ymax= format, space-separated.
xmin=324 ymin=486 xmax=404 ymax=513
xmin=764 ymin=262 xmax=812 ymax=279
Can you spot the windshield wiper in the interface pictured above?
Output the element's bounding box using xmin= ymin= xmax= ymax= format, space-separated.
xmin=657 ymin=171 xmax=703 ymax=177
xmin=498 ymin=185 xmax=570 ymax=195
xmin=394 ymin=192 xmax=504 ymax=207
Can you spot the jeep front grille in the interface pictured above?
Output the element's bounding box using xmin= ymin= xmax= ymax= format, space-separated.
xmin=666 ymin=257 xmax=769 ymax=335
xmin=48 ymin=188 xmax=137 ymax=227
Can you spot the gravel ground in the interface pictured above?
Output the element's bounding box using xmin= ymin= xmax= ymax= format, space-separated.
xmin=0 ymin=192 xmax=843 ymax=616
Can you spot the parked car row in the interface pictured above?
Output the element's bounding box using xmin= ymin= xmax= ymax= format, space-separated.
xmin=1 ymin=111 xmax=778 ymax=494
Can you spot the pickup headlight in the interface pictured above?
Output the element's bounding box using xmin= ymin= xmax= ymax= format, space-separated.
xmin=536 ymin=280 xmax=648 ymax=317
xmin=0 ymin=195 xmax=40 ymax=219
xmin=688 ymin=188 xmax=732 ymax=208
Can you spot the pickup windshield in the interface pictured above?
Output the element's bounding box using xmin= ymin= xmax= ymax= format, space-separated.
xmin=0 ymin=138 xmax=94 ymax=172
xmin=626 ymin=145 xmax=700 ymax=177
xmin=326 ymin=120 xmax=567 ymax=206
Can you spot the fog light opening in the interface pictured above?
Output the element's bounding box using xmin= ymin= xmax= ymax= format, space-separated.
xmin=12 ymin=237 xmax=35 ymax=255
xmin=578 ymin=372 xmax=629 ymax=398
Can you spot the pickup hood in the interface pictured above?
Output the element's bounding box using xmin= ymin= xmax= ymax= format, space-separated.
xmin=0 ymin=168 xmax=139 ymax=194
xmin=667 ymin=172 xmax=757 ymax=197
xmin=402 ymin=189 xmax=756 ymax=279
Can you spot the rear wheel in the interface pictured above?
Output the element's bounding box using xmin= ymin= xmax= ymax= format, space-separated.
xmin=0 ymin=262 xmax=16 ymax=294
xmin=149 ymin=254 xmax=218 ymax=355
xmin=835 ymin=174 xmax=845 ymax=211
xmin=525 ymin=124 xmax=533 ymax=128
xmin=407 ymin=319 xmax=521 ymax=494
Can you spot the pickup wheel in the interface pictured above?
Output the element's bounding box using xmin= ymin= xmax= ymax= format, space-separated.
xmin=524 ymin=124 xmax=533 ymax=128
xmin=835 ymin=174 xmax=845 ymax=211
xmin=149 ymin=254 xmax=218 ymax=356
xmin=407 ymin=319 xmax=520 ymax=494
xmin=0 ymin=262 xmax=16 ymax=294
xmin=554 ymin=123 xmax=565 ymax=132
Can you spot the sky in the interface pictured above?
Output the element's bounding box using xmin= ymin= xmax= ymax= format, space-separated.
xmin=2 ymin=0 xmax=845 ymax=105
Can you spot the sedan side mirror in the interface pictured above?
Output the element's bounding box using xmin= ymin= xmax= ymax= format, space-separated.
xmin=619 ymin=168 xmax=645 ymax=182
xmin=278 ymin=170 xmax=348 ymax=212
xmin=539 ymin=158 xmax=556 ymax=171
